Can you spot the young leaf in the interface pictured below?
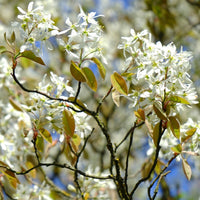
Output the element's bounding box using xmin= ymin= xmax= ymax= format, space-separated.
xmin=39 ymin=128 xmax=52 ymax=143
xmin=171 ymin=144 xmax=182 ymax=153
xmin=153 ymin=102 xmax=167 ymax=120
xmin=71 ymin=134 xmax=81 ymax=153
xmin=36 ymin=136 xmax=44 ymax=152
xmin=3 ymin=170 xmax=20 ymax=189
xmin=63 ymin=109 xmax=75 ymax=137
xmin=9 ymin=98 xmax=23 ymax=112
xmin=20 ymin=50 xmax=45 ymax=65
xmin=64 ymin=143 xmax=77 ymax=165
xmin=0 ymin=46 xmax=7 ymax=54
xmin=152 ymin=122 xmax=160 ymax=147
xmin=181 ymin=128 xmax=197 ymax=142
xmin=168 ymin=116 xmax=180 ymax=139
xmin=112 ymin=89 xmax=121 ymax=107
xmin=91 ymin=57 xmax=106 ymax=79
xmin=186 ymin=128 xmax=197 ymax=137
xmin=10 ymin=31 xmax=16 ymax=43
xmin=68 ymin=97 xmax=87 ymax=110
xmin=110 ymin=72 xmax=128 ymax=95
xmin=169 ymin=96 xmax=190 ymax=105
xmin=70 ymin=61 xmax=86 ymax=82
xmin=82 ymin=67 xmax=97 ymax=91
xmin=182 ymin=158 xmax=192 ymax=180
xmin=134 ymin=108 xmax=145 ymax=121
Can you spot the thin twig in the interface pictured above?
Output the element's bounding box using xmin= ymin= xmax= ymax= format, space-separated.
xmin=148 ymin=154 xmax=178 ymax=200
xmin=130 ymin=120 xmax=165 ymax=197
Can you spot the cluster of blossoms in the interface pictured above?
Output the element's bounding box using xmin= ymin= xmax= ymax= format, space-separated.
xmin=13 ymin=2 xmax=58 ymax=52
xmin=0 ymin=1 xmax=200 ymax=199
xmin=118 ymin=29 xmax=198 ymax=112
xmin=118 ymin=29 xmax=199 ymax=160
xmin=57 ymin=6 xmax=105 ymax=63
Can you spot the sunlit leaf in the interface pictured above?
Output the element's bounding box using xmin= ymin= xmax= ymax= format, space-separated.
xmin=134 ymin=108 xmax=145 ymax=121
xmin=155 ymin=159 xmax=165 ymax=175
xmin=70 ymin=61 xmax=86 ymax=82
xmin=171 ymin=144 xmax=182 ymax=153
xmin=142 ymin=160 xmax=153 ymax=180
xmin=112 ymin=89 xmax=120 ymax=107
xmin=63 ymin=109 xmax=75 ymax=137
xmin=169 ymin=116 xmax=180 ymax=139
xmin=145 ymin=119 xmax=153 ymax=137
xmin=71 ymin=134 xmax=81 ymax=153
xmin=39 ymin=128 xmax=52 ymax=143
xmin=0 ymin=46 xmax=7 ymax=54
xmin=82 ymin=67 xmax=97 ymax=91
xmin=36 ymin=136 xmax=44 ymax=152
xmin=26 ymin=161 xmax=36 ymax=178
xmin=64 ymin=144 xmax=76 ymax=165
xmin=153 ymin=102 xmax=167 ymax=120
xmin=152 ymin=122 xmax=160 ymax=147
xmin=9 ymin=98 xmax=23 ymax=112
xmin=20 ymin=50 xmax=45 ymax=65
xmin=3 ymin=170 xmax=20 ymax=189
xmin=10 ymin=31 xmax=15 ymax=43
xmin=181 ymin=128 xmax=197 ymax=142
xmin=182 ymin=158 xmax=192 ymax=180
xmin=186 ymin=128 xmax=197 ymax=137
xmin=68 ymin=97 xmax=87 ymax=110
xmin=170 ymin=96 xmax=190 ymax=105
xmin=110 ymin=72 xmax=128 ymax=95
xmin=91 ymin=57 xmax=106 ymax=79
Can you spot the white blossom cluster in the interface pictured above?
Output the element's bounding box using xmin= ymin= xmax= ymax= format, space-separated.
xmin=13 ymin=2 xmax=58 ymax=52
xmin=118 ymin=29 xmax=198 ymax=112
xmin=57 ymin=6 xmax=106 ymax=63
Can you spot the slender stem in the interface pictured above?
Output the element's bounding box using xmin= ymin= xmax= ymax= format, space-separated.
xmin=148 ymin=154 xmax=177 ymax=200
xmin=130 ymin=120 xmax=165 ymax=197
xmin=124 ymin=124 xmax=135 ymax=193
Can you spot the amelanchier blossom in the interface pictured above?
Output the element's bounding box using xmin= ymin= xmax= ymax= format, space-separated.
xmin=57 ymin=5 xmax=105 ymax=63
xmin=14 ymin=1 xmax=59 ymax=52
xmin=1 ymin=1 xmax=200 ymax=199
xmin=118 ymin=29 xmax=198 ymax=112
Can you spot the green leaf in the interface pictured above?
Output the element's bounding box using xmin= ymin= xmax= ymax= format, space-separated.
xmin=71 ymin=134 xmax=81 ymax=153
xmin=91 ymin=57 xmax=106 ymax=79
xmin=39 ymin=128 xmax=52 ymax=143
xmin=82 ymin=67 xmax=97 ymax=91
xmin=36 ymin=136 xmax=44 ymax=152
xmin=112 ymin=89 xmax=121 ymax=107
xmin=9 ymin=98 xmax=23 ymax=112
xmin=181 ymin=128 xmax=197 ymax=142
xmin=70 ymin=61 xmax=86 ymax=82
xmin=186 ymin=128 xmax=197 ymax=137
xmin=63 ymin=109 xmax=75 ymax=137
xmin=169 ymin=116 xmax=180 ymax=139
xmin=134 ymin=108 xmax=145 ymax=121
xmin=4 ymin=32 xmax=11 ymax=46
xmin=153 ymin=102 xmax=167 ymax=120
xmin=3 ymin=170 xmax=20 ymax=189
xmin=182 ymin=158 xmax=192 ymax=180
xmin=152 ymin=122 xmax=160 ymax=147
xmin=64 ymin=144 xmax=76 ymax=165
xmin=0 ymin=46 xmax=7 ymax=54
xmin=20 ymin=50 xmax=45 ymax=65
xmin=110 ymin=72 xmax=128 ymax=95
xmin=169 ymin=96 xmax=190 ymax=105
xmin=10 ymin=31 xmax=15 ymax=43
xmin=171 ymin=144 xmax=182 ymax=153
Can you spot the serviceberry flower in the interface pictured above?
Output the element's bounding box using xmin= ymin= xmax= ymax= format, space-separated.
xmin=119 ymin=29 xmax=198 ymax=114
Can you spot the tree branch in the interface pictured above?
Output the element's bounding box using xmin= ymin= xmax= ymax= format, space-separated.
xmin=130 ymin=120 xmax=165 ymax=197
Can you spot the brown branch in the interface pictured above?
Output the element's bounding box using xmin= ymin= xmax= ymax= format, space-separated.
xmin=130 ymin=120 xmax=165 ymax=198
xmin=148 ymin=154 xmax=178 ymax=200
